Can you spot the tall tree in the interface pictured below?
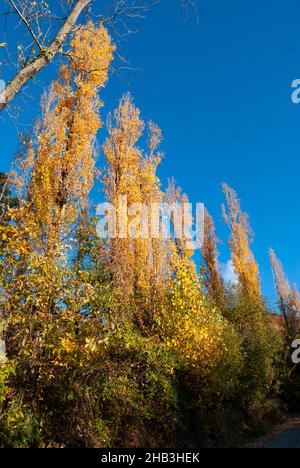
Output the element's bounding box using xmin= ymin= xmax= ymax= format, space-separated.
xmin=270 ymin=248 xmax=300 ymax=339
xmin=102 ymin=93 xmax=145 ymax=304
xmin=102 ymin=94 xmax=170 ymax=325
xmin=200 ymin=208 xmax=225 ymax=309
xmin=0 ymin=22 xmax=114 ymax=357
xmin=222 ymin=185 xmax=278 ymax=404
xmin=11 ymin=22 xmax=115 ymax=257
xmin=222 ymin=183 xmax=261 ymax=301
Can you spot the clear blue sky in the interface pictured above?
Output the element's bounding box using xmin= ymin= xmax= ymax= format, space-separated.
xmin=1 ymin=0 xmax=300 ymax=304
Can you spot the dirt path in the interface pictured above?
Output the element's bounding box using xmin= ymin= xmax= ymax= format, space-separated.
xmin=260 ymin=417 xmax=300 ymax=448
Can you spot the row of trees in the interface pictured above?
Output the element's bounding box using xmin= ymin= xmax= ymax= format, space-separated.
xmin=0 ymin=21 xmax=299 ymax=448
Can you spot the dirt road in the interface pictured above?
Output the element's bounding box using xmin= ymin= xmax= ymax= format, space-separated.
xmin=262 ymin=417 xmax=300 ymax=448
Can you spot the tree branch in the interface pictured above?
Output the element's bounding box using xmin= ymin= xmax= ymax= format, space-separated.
xmin=9 ymin=0 xmax=43 ymax=51
xmin=0 ymin=0 xmax=92 ymax=113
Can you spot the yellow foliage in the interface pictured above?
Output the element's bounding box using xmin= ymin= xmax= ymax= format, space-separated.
xmin=11 ymin=24 xmax=115 ymax=258
xmin=163 ymin=253 xmax=224 ymax=375
xmin=222 ymin=183 xmax=261 ymax=301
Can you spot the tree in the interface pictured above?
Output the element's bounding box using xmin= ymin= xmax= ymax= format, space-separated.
xmin=164 ymin=178 xmax=194 ymax=259
xmin=102 ymin=93 xmax=170 ymax=326
xmin=102 ymin=93 xmax=145 ymax=304
xmin=161 ymin=250 xmax=224 ymax=375
xmin=0 ymin=22 xmax=114 ymax=379
xmin=10 ymin=22 xmax=115 ymax=257
xmin=269 ymin=248 xmax=300 ymax=340
xmin=222 ymin=183 xmax=261 ymax=301
xmin=200 ymin=208 xmax=225 ymax=309
xmin=222 ymin=185 xmax=280 ymax=406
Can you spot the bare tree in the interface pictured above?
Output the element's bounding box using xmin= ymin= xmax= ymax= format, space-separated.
xmin=269 ymin=248 xmax=300 ymax=339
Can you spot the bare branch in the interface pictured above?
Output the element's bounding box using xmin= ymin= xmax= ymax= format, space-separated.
xmin=9 ymin=0 xmax=43 ymax=51
xmin=0 ymin=0 xmax=92 ymax=113
xmin=0 ymin=0 xmax=193 ymax=114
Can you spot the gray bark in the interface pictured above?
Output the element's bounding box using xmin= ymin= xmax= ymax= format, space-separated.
xmin=0 ymin=0 xmax=91 ymax=113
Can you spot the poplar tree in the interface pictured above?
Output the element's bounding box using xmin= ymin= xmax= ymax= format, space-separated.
xmin=200 ymin=208 xmax=225 ymax=309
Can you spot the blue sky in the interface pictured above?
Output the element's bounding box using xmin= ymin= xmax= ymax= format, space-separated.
xmin=1 ymin=0 xmax=300 ymax=304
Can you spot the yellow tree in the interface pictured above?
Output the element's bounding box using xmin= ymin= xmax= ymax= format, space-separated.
xmin=160 ymin=237 xmax=225 ymax=384
xmin=158 ymin=182 xmax=225 ymax=379
xmin=164 ymin=178 xmax=194 ymax=259
xmin=11 ymin=23 xmax=115 ymax=258
xmin=102 ymin=94 xmax=170 ymax=325
xmin=1 ymin=23 xmax=115 ymax=360
xmin=222 ymin=185 xmax=278 ymax=402
xmin=222 ymin=183 xmax=261 ymax=301
xmin=102 ymin=93 xmax=145 ymax=305
xmin=134 ymin=121 xmax=169 ymax=325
